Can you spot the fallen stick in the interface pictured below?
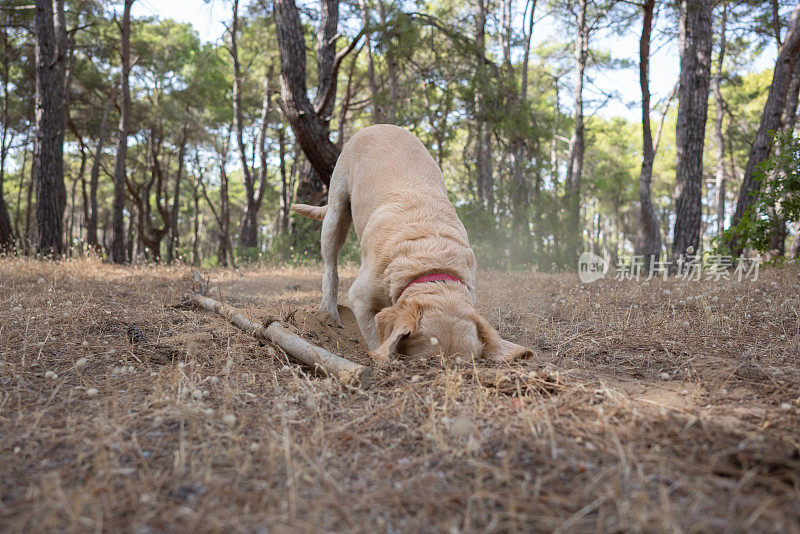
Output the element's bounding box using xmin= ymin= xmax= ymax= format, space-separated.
xmin=183 ymin=275 xmax=373 ymax=389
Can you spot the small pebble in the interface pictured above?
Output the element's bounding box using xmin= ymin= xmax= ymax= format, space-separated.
xmin=430 ymin=337 xmax=439 ymax=346
xmin=37 ymin=277 xmax=46 ymax=284
xmin=44 ymin=371 xmax=58 ymax=379
xmin=450 ymin=416 xmax=471 ymax=438
xmin=65 ymin=301 xmax=73 ymax=306
xmin=75 ymin=357 xmax=88 ymax=368
xmin=410 ymin=375 xmax=420 ymax=383
xmin=222 ymin=413 xmax=237 ymax=427
xmin=780 ymin=403 xmax=793 ymax=411
xmin=658 ymin=372 xmax=670 ymax=380
xmin=81 ymin=341 xmax=89 ymax=347
xmin=192 ymin=389 xmax=203 ymax=401
xmin=86 ymin=388 xmax=99 ymax=397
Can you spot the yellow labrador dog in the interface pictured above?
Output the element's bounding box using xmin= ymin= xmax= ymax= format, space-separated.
xmin=292 ymin=124 xmax=531 ymax=364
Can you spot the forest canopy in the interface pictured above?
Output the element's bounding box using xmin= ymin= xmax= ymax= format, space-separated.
xmin=1 ymin=0 xmax=799 ymax=271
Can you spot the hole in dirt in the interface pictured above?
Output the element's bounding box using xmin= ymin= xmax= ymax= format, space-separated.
xmin=469 ymin=369 xmax=566 ymax=397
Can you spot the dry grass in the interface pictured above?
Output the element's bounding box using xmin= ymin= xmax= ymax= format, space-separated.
xmin=1 ymin=256 xmax=799 ymax=532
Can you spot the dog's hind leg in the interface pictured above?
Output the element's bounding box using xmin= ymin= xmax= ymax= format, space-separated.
xmin=318 ymin=171 xmax=351 ymax=326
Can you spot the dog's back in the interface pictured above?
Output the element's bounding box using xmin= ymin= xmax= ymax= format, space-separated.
xmin=335 ymin=124 xmax=453 ymax=239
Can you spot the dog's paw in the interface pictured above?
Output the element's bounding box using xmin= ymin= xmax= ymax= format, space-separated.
xmin=316 ymin=307 xmax=343 ymax=328
xmin=366 ymin=350 xmax=391 ymax=366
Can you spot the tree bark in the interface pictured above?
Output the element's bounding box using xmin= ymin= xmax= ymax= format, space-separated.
xmin=112 ymin=0 xmax=134 ymax=263
xmin=768 ymin=59 xmax=800 ymax=254
xmin=374 ymin=0 xmax=398 ymax=122
xmin=474 ymin=0 xmax=493 ymax=210
xmin=636 ymin=0 xmax=661 ymax=266
xmin=126 ymin=127 xmax=171 ymax=261
xmin=358 ymin=0 xmax=382 ymax=124
xmin=672 ymin=0 xmax=713 ymax=259
xmin=711 ymin=5 xmax=727 ymax=240
xmin=167 ymin=124 xmax=188 ymax=263
xmin=191 ymin=154 xmax=202 ymax=266
xmin=0 ymin=27 xmax=15 ymax=249
xmin=510 ymin=0 xmax=537 ymax=264
xmin=33 ymin=0 xmax=68 ymax=256
xmin=729 ymin=3 xmax=800 ymax=253
xmin=217 ymin=143 xmax=233 ymax=268
xmin=279 ymin=124 xmax=290 ymax=233
xmin=564 ymin=0 xmax=588 ymax=262
xmin=13 ymin=133 xmax=30 ymax=239
xmin=199 ymin=140 xmax=234 ymax=268
xmin=87 ymin=84 xmax=115 ymax=250
xmin=231 ymin=0 xmax=270 ymax=250
xmin=274 ymin=0 xmax=340 ymax=186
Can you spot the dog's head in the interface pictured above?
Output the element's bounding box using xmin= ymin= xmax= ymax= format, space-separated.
xmin=367 ymin=285 xmax=531 ymax=364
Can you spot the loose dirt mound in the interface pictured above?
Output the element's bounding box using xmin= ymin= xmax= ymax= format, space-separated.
xmin=1 ymin=257 xmax=799 ymax=532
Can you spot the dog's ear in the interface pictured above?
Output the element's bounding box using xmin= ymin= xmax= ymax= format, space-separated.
xmin=368 ymin=302 xmax=422 ymax=364
xmin=474 ymin=314 xmax=532 ymax=362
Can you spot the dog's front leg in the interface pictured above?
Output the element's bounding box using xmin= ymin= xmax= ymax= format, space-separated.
xmin=348 ymin=271 xmax=382 ymax=350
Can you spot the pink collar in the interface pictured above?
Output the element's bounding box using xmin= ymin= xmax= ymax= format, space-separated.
xmin=398 ymin=272 xmax=466 ymax=299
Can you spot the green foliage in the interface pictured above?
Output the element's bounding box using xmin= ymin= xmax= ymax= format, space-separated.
xmin=723 ymin=130 xmax=800 ymax=254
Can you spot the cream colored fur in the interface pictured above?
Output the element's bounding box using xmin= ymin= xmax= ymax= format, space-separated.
xmin=291 ymin=124 xmax=531 ymax=364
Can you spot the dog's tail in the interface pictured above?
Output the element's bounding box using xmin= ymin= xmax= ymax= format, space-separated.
xmin=290 ymin=203 xmax=328 ymax=220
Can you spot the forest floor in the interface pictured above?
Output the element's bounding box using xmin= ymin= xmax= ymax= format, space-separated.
xmin=1 ymin=256 xmax=799 ymax=532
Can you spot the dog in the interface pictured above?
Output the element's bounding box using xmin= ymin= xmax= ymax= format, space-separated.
xmin=291 ymin=124 xmax=531 ymax=364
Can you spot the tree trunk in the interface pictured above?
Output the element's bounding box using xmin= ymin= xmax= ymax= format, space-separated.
xmin=564 ymin=0 xmax=588 ymax=263
xmin=0 ymin=27 xmax=15 ymax=249
xmin=279 ymin=124 xmax=290 ymax=233
xmin=167 ymin=125 xmax=188 ymax=262
xmin=636 ymin=0 xmax=661 ymax=266
xmin=358 ymin=0 xmax=382 ymax=124
xmin=219 ymin=149 xmax=232 ymax=267
xmin=25 ymin=150 xmax=35 ymax=253
xmin=768 ymin=60 xmax=800 ymax=254
xmin=376 ymin=0 xmax=398 ymax=122
xmin=729 ymin=3 xmax=800 ymax=253
xmin=273 ymin=0 xmax=340 ymax=186
xmin=13 ymin=133 xmax=30 ymax=238
xmin=474 ymin=0 xmax=493 ymax=210
xmin=230 ymin=0 xmax=268 ymax=250
xmin=88 ymin=84 xmax=115 ymax=250
xmin=711 ymin=5 xmax=728 ymax=240
xmin=510 ymin=0 xmax=537 ymax=265
xmin=33 ymin=0 xmax=68 ymax=256
xmin=112 ymin=0 xmax=133 ymax=263
xmin=67 ymin=141 xmax=87 ymax=250
xmin=672 ymin=0 xmax=713 ymax=259
xmin=193 ymin=200 xmax=201 ymax=266
xmin=199 ymin=140 xmax=234 ymax=267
